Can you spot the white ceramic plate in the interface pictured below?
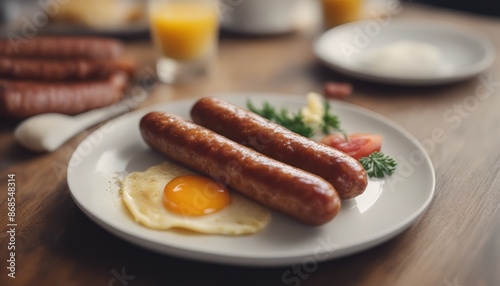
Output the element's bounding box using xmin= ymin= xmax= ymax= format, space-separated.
xmin=67 ymin=93 xmax=435 ymax=266
xmin=314 ymin=20 xmax=495 ymax=85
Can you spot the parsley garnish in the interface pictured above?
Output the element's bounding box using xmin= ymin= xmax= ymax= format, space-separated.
xmin=321 ymin=100 xmax=345 ymax=136
xmin=247 ymin=100 xmax=343 ymax=138
xmin=359 ymin=152 xmax=397 ymax=178
xmin=247 ymin=100 xmax=314 ymax=137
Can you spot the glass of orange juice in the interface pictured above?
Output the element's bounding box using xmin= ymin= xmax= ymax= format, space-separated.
xmin=321 ymin=0 xmax=363 ymax=29
xmin=148 ymin=0 xmax=219 ymax=83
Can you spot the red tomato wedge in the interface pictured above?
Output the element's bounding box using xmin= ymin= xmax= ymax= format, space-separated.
xmin=321 ymin=133 xmax=382 ymax=160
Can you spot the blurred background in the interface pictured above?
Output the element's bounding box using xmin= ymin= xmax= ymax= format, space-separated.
xmin=0 ymin=0 xmax=149 ymax=37
xmin=1 ymin=0 xmax=498 ymax=38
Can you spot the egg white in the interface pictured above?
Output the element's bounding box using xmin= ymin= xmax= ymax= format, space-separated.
xmin=121 ymin=161 xmax=271 ymax=235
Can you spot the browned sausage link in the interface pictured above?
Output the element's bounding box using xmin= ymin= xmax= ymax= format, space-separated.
xmin=190 ymin=97 xmax=368 ymax=199
xmin=0 ymin=72 xmax=127 ymax=118
xmin=0 ymin=57 xmax=135 ymax=81
xmin=0 ymin=37 xmax=123 ymax=59
xmin=140 ymin=112 xmax=341 ymax=226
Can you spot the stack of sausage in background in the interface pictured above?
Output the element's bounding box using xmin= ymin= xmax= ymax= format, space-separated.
xmin=0 ymin=37 xmax=134 ymax=118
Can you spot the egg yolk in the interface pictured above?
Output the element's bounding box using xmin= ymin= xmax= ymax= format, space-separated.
xmin=163 ymin=175 xmax=230 ymax=216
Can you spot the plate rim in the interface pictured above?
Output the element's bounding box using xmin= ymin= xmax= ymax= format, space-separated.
xmin=314 ymin=19 xmax=496 ymax=85
xmin=67 ymin=92 xmax=436 ymax=266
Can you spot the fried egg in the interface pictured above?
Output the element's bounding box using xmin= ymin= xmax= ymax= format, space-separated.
xmin=121 ymin=161 xmax=271 ymax=235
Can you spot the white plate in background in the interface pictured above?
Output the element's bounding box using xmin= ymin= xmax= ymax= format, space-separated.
xmin=67 ymin=93 xmax=435 ymax=266
xmin=314 ymin=20 xmax=495 ymax=85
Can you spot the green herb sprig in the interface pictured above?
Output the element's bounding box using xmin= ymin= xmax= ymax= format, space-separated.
xmin=321 ymin=100 xmax=344 ymax=136
xmin=247 ymin=100 xmax=343 ymax=138
xmin=247 ymin=100 xmax=314 ymax=137
xmin=359 ymin=152 xmax=397 ymax=178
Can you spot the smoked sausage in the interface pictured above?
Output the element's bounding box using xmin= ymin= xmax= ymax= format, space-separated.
xmin=191 ymin=97 xmax=367 ymax=199
xmin=0 ymin=37 xmax=123 ymax=59
xmin=0 ymin=72 xmax=127 ymax=118
xmin=140 ymin=112 xmax=341 ymax=226
xmin=0 ymin=57 xmax=134 ymax=81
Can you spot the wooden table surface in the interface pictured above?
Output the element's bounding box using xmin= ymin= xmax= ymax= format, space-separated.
xmin=1 ymin=3 xmax=499 ymax=286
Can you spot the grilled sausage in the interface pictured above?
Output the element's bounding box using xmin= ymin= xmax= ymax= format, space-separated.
xmin=140 ymin=112 xmax=341 ymax=226
xmin=0 ymin=37 xmax=123 ymax=59
xmin=191 ymin=97 xmax=367 ymax=199
xmin=0 ymin=57 xmax=135 ymax=81
xmin=0 ymin=72 xmax=127 ymax=118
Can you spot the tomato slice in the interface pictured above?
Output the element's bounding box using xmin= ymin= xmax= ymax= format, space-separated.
xmin=321 ymin=133 xmax=382 ymax=160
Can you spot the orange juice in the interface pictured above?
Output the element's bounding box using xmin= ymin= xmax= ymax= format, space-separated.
xmin=321 ymin=0 xmax=363 ymax=28
xmin=150 ymin=1 xmax=218 ymax=60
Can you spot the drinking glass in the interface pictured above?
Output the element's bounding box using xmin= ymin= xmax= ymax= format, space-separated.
xmin=321 ymin=0 xmax=363 ymax=28
xmin=149 ymin=0 xmax=219 ymax=83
